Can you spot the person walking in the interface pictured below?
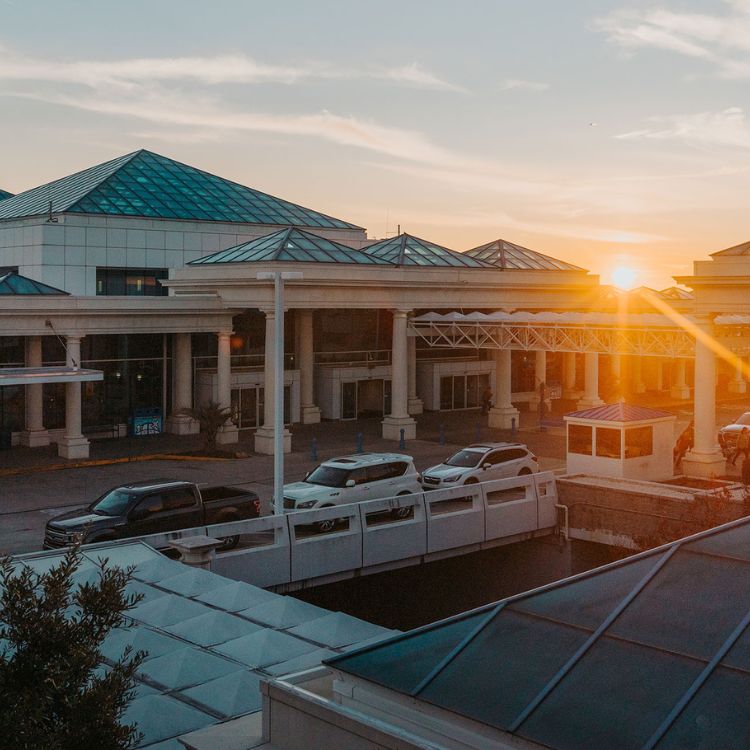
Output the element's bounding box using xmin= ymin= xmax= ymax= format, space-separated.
xmin=481 ymin=386 xmax=493 ymax=416
xmin=732 ymin=426 xmax=750 ymax=467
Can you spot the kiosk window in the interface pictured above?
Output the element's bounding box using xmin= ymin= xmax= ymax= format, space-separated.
xmin=596 ymin=427 xmax=622 ymax=458
xmin=625 ymin=426 xmax=653 ymax=458
xmin=568 ymin=425 xmax=592 ymax=455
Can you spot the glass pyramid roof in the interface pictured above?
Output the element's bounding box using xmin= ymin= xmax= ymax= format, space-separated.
xmin=362 ymin=233 xmax=492 ymax=268
xmin=329 ymin=516 xmax=750 ymax=750
xmin=0 ymin=189 xmax=13 ymax=201
xmin=189 ymin=226 xmax=392 ymax=266
xmin=0 ymin=150 xmax=361 ymax=229
xmin=0 ymin=270 xmax=68 ymax=295
xmin=466 ymin=238 xmax=584 ymax=271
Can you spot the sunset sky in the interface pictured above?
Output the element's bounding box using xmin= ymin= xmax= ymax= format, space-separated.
xmin=2 ymin=0 xmax=750 ymax=288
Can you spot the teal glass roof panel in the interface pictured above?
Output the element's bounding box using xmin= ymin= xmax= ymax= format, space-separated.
xmin=214 ymin=629 xmax=317 ymax=669
xmin=287 ymin=611 xmax=393 ymax=648
xmin=0 ymin=189 xmax=13 ymax=201
xmin=0 ymin=271 xmax=69 ymax=296
xmin=327 ymin=610 xmax=486 ymax=694
xmin=363 ymin=234 xmax=492 ymax=268
xmin=194 ymin=580 xmax=278 ymax=612
xmin=137 ymin=646 xmax=241 ymax=691
xmin=607 ymin=550 xmax=750 ymax=660
xmin=466 ymin=239 xmax=584 ymax=271
xmin=121 ymin=694 xmax=215 ymax=746
xmin=163 ymin=611 xmax=263 ymax=647
xmin=179 ymin=670 xmax=263 ymax=718
xmin=684 ymin=521 xmax=750 ymax=562
xmin=509 ymin=552 xmax=661 ymax=630
xmin=421 ymin=611 xmax=589 ymax=730
xmin=657 ymin=666 xmax=750 ymax=750
xmin=189 ymin=226 xmax=392 ymax=266
xmin=517 ymin=636 xmax=703 ymax=750
xmin=0 ymin=150 xmax=362 ymax=229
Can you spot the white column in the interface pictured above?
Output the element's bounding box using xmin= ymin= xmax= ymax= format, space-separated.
xmin=215 ymin=331 xmax=238 ymax=445
xmin=670 ymin=358 xmax=690 ymax=400
xmin=577 ymin=352 xmax=604 ymax=409
xmin=382 ymin=309 xmax=417 ymax=440
xmin=255 ymin=310 xmax=291 ymax=454
xmin=489 ymin=348 xmax=519 ymax=429
xmin=656 ymin=359 xmax=665 ymax=392
xmin=563 ymin=352 xmax=579 ymax=399
xmin=530 ymin=350 xmax=549 ymax=412
xmin=166 ymin=332 xmax=199 ymax=435
xmin=298 ymin=309 xmax=321 ymax=424
xmin=729 ymin=357 xmax=747 ymax=394
xmin=683 ymin=317 xmax=724 ymax=478
xmin=632 ymin=356 xmax=646 ymax=394
xmin=20 ymin=335 xmax=49 ymax=447
xmin=407 ymin=330 xmax=423 ymax=415
xmin=58 ymin=335 xmax=90 ymax=459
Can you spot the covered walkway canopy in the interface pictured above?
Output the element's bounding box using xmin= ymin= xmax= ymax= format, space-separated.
xmin=0 ymin=366 xmax=103 ymax=386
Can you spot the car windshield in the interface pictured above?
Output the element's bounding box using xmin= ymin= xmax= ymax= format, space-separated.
xmin=445 ymin=449 xmax=483 ymax=468
xmin=737 ymin=414 xmax=750 ymax=426
xmin=90 ymin=489 xmax=136 ymax=517
xmin=305 ymin=465 xmax=351 ymax=488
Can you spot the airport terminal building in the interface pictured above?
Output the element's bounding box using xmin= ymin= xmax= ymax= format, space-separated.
xmin=0 ymin=149 xmax=747 ymax=477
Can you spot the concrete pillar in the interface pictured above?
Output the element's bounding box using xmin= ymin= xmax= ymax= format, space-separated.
xmin=255 ymin=310 xmax=291 ymax=454
xmin=728 ymin=357 xmax=747 ymax=394
xmin=682 ymin=317 xmax=724 ymax=478
xmin=407 ymin=331 xmax=423 ymax=415
xmin=670 ymin=358 xmax=690 ymax=400
xmin=656 ymin=359 xmax=666 ymax=392
xmin=20 ymin=335 xmax=49 ymax=447
xmin=577 ymin=352 xmax=604 ymax=409
xmin=298 ymin=309 xmax=321 ymax=424
xmin=489 ymin=348 xmax=519 ymax=429
xmin=166 ymin=332 xmax=199 ymax=435
xmin=215 ymin=331 xmax=238 ymax=445
xmin=632 ymin=356 xmax=646 ymax=394
xmin=382 ymin=310 xmax=417 ymax=440
xmin=530 ymin=350 xmax=549 ymax=412
xmin=58 ymin=336 xmax=90 ymax=459
xmin=562 ymin=353 xmax=579 ymax=399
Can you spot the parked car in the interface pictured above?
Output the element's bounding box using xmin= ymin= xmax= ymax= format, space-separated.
xmin=44 ymin=479 xmax=260 ymax=551
xmin=421 ymin=442 xmax=538 ymax=489
xmin=281 ymin=453 xmax=421 ymax=528
xmin=718 ymin=412 xmax=750 ymax=456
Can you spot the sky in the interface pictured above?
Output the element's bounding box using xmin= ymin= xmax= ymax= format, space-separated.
xmin=2 ymin=0 xmax=750 ymax=289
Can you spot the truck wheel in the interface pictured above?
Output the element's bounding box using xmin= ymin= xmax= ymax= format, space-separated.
xmin=217 ymin=535 xmax=240 ymax=551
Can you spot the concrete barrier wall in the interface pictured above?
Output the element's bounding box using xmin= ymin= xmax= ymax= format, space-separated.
xmin=121 ymin=472 xmax=558 ymax=588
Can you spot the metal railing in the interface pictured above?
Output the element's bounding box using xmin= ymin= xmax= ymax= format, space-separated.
xmin=314 ymin=349 xmax=391 ymax=367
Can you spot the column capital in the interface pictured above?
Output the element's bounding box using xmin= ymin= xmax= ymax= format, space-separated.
xmin=216 ymin=330 xmax=233 ymax=339
xmin=392 ymin=308 xmax=412 ymax=318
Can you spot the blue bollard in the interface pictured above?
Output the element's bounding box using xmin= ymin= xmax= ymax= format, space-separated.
xmin=511 ymin=417 xmax=517 ymax=436
xmin=399 ymin=428 xmax=406 ymax=451
xmin=311 ymin=437 xmax=318 ymax=461
xmin=475 ymin=422 xmax=481 ymax=441
xmin=439 ymin=424 xmax=446 ymax=446
xmin=356 ymin=432 xmax=364 ymax=453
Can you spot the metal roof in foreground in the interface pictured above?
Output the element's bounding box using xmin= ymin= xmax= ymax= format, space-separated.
xmin=329 ymin=514 xmax=750 ymax=750
xmin=0 ymin=367 xmax=103 ymax=386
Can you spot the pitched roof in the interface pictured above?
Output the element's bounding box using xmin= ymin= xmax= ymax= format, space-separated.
xmin=0 ymin=189 xmax=13 ymax=201
xmin=466 ymin=238 xmax=585 ymax=271
xmin=362 ymin=233 xmax=492 ymax=268
xmin=658 ymin=286 xmax=693 ymax=300
xmin=0 ymin=270 xmax=69 ymax=295
xmin=565 ymin=402 xmax=675 ymax=422
xmin=0 ymin=149 xmax=362 ymax=229
xmin=328 ymin=515 xmax=750 ymax=750
xmin=711 ymin=240 xmax=750 ymax=256
xmin=189 ymin=226 xmax=390 ymax=266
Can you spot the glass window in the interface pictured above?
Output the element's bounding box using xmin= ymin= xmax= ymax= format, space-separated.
xmin=134 ymin=494 xmax=165 ymax=516
xmin=365 ymin=463 xmax=392 ymax=483
xmin=305 ymin=465 xmax=350 ymax=488
xmin=568 ymin=424 xmax=592 ymax=455
xmin=90 ymin=489 xmax=136 ymax=516
xmin=624 ymin=426 xmax=653 ymax=458
xmin=596 ymin=427 xmax=621 ymax=458
xmin=96 ymin=268 xmax=167 ymax=296
xmin=350 ymin=467 xmax=370 ymax=485
xmin=445 ymin=449 xmax=483 ymax=468
xmin=162 ymin=488 xmax=196 ymax=511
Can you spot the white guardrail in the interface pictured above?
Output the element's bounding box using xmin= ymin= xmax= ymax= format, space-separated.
xmin=120 ymin=471 xmax=559 ymax=589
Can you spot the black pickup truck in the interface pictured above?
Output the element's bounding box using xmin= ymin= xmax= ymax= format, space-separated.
xmin=43 ymin=479 xmax=260 ymax=551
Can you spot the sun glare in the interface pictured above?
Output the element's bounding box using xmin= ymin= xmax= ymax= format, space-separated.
xmin=611 ymin=265 xmax=638 ymax=290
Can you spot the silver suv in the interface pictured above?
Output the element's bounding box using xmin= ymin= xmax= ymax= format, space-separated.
xmin=282 ymin=453 xmax=421 ymax=513
xmin=422 ymin=443 xmax=538 ymax=489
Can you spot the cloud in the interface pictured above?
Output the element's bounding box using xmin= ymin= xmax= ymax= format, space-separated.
xmin=615 ymin=107 xmax=750 ymax=151
xmin=0 ymin=45 xmax=463 ymax=92
xmin=594 ymin=2 xmax=750 ymax=78
xmin=499 ymin=79 xmax=549 ymax=91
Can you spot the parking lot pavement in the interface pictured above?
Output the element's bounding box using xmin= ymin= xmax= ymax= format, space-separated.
xmin=0 ymin=434 xmax=566 ymax=556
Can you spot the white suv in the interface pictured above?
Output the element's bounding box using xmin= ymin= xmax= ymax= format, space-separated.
xmin=282 ymin=453 xmax=422 ymax=514
xmin=421 ymin=443 xmax=538 ymax=489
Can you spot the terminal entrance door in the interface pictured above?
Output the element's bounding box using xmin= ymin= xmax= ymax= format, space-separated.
xmin=231 ymin=385 xmax=290 ymax=429
xmin=440 ymin=373 xmax=490 ymax=411
xmin=341 ymin=379 xmax=392 ymax=420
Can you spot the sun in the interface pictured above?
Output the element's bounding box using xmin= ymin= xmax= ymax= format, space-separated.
xmin=611 ymin=265 xmax=638 ymax=290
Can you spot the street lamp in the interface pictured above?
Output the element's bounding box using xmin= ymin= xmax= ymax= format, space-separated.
xmin=257 ymin=271 xmax=303 ymax=516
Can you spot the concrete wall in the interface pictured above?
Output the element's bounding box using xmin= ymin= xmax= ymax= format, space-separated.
xmin=0 ymin=214 xmax=367 ymax=295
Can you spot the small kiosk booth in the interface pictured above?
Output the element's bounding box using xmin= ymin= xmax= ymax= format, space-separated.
xmin=564 ymin=403 xmax=676 ymax=481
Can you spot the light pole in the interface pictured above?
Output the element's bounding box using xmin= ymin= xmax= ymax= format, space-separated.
xmin=257 ymin=271 xmax=302 ymax=516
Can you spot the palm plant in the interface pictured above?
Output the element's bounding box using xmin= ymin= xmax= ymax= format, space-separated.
xmin=178 ymin=400 xmax=232 ymax=452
